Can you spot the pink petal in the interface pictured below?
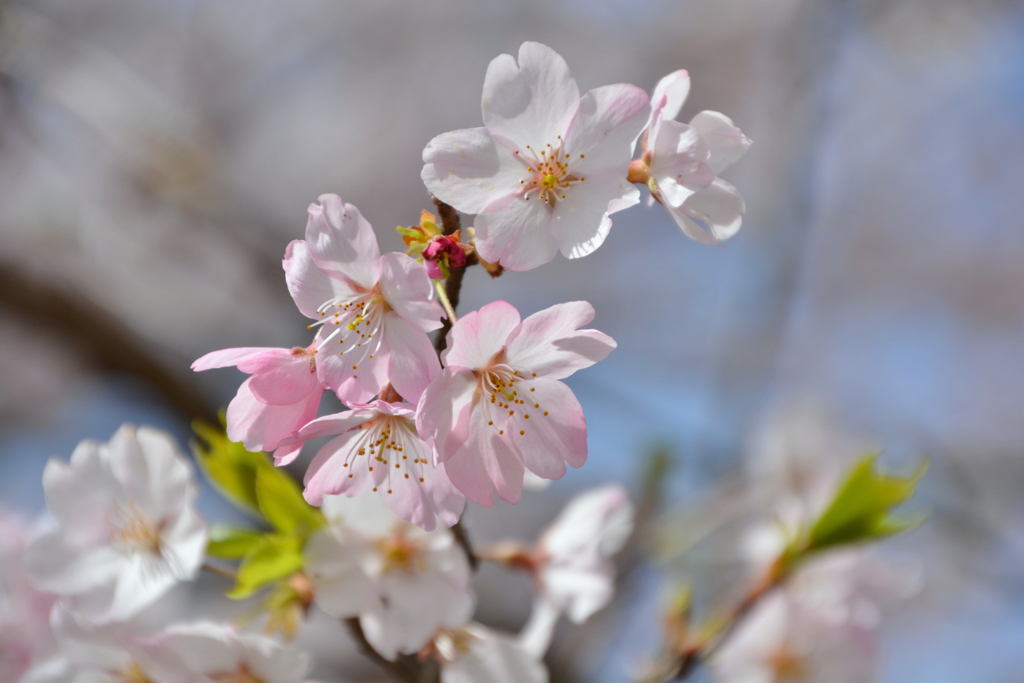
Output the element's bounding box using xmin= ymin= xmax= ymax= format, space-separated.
xmin=305 ymin=194 xmax=381 ymax=289
xmin=442 ymin=301 xmax=521 ymax=370
xmin=302 ymin=431 xmax=375 ymax=506
xmin=498 ymin=378 xmax=587 ymax=475
xmin=245 ymin=350 xmax=320 ymax=406
xmin=283 ymin=240 xmax=354 ymax=320
xmin=421 ymin=127 xmax=525 ymax=215
xmin=378 ymin=253 xmax=444 ymax=333
xmin=191 ymin=347 xmax=281 ymax=373
xmin=416 ymin=369 xmax=477 ymax=459
xmin=482 ymin=42 xmax=580 ymax=151
xmin=649 ymin=69 xmax=691 ymax=130
xmin=505 ymin=301 xmax=616 ymax=380
xmin=225 ymin=379 xmax=321 ymax=453
xmin=564 ymin=83 xmax=650 ymax=176
xmin=474 ymin=194 xmax=558 ymax=271
xmin=689 ymin=110 xmax=751 ymax=174
xmin=383 ymin=314 xmax=440 ymax=404
xmin=315 ymin=329 xmax=389 ymax=404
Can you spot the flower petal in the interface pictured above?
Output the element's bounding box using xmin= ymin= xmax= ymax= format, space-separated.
xmin=444 ymin=408 xmax=523 ymax=506
xmin=190 ymin=347 xmax=281 ymax=373
xmin=564 ymin=83 xmax=649 ymax=176
xmin=650 ymin=119 xmax=714 ymax=206
xmin=225 ymin=379 xmax=321 ymax=453
xmin=421 ymin=127 xmax=525 ymax=214
xmin=668 ymin=177 xmax=745 ymax=244
xmin=690 ymin=110 xmax=752 ymax=174
xmin=550 ymin=170 xmax=638 ymax=260
xmin=416 ymin=368 xmax=477 ymax=459
xmin=305 ymin=194 xmax=381 ymax=288
xmin=383 ymin=314 xmax=440 ymax=405
xmin=378 ymin=252 xmax=444 ymax=333
xmin=503 ymin=378 xmax=587 ymax=474
xmin=442 ymin=300 xmax=520 ymax=370
xmin=505 ymin=301 xmax=616 ymax=380
xmin=474 ymin=193 xmax=559 ymax=271
xmin=482 ymin=42 xmax=580 ymax=151
xmin=283 ymin=240 xmax=354 ymax=320
xmin=649 ymin=69 xmax=691 ymax=128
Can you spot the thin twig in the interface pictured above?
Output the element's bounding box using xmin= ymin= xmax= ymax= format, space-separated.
xmin=200 ymin=561 xmax=238 ymax=580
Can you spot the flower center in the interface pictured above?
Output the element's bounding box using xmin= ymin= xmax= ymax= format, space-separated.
xmin=515 ymin=139 xmax=585 ymax=206
xmin=311 ymin=286 xmax=389 ymax=372
xmin=110 ymin=502 xmax=164 ymax=557
xmin=475 ymin=353 xmax=549 ymax=440
xmin=375 ymin=530 xmax=426 ymax=574
xmin=342 ymin=414 xmax=430 ymax=494
xmin=209 ymin=664 xmax=265 ymax=683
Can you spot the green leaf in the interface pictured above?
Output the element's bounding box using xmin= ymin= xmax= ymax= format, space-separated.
xmin=254 ymin=466 xmax=324 ymax=538
xmin=799 ymin=453 xmax=926 ymax=556
xmin=191 ymin=417 xmax=271 ymax=516
xmin=206 ymin=526 xmax=264 ymax=560
xmin=227 ymin=534 xmax=304 ymax=600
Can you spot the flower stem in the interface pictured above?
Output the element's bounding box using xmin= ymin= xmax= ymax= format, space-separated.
xmin=434 ymin=280 xmax=458 ymax=324
xmin=201 ymin=561 xmax=237 ymax=580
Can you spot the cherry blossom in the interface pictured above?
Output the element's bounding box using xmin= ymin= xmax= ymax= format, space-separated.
xmin=633 ymin=70 xmax=751 ymax=245
xmin=285 ymin=194 xmax=443 ymax=404
xmin=0 ymin=511 xmax=58 ymax=682
xmin=295 ymin=398 xmax=465 ymax=531
xmin=512 ymin=486 xmax=633 ymax=656
xmin=31 ymin=610 xmax=314 ymax=683
xmin=192 ymin=343 xmax=322 ymax=465
xmin=422 ymin=41 xmax=649 ymax=271
xmin=305 ymin=494 xmax=474 ymax=659
xmin=433 ymin=624 xmax=547 ymax=683
xmin=26 ymin=425 xmax=206 ymax=624
xmin=417 ymin=300 xmax=615 ymax=505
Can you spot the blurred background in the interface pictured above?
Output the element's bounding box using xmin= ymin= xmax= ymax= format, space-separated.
xmin=1 ymin=0 xmax=1022 ymax=680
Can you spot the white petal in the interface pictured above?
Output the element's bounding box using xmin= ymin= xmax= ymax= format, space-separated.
xmin=690 ymin=110 xmax=752 ymax=174
xmin=482 ymin=42 xmax=579 ymax=151
xmin=474 ymin=194 xmax=558 ymax=271
xmin=422 ymin=127 xmax=525 ymax=215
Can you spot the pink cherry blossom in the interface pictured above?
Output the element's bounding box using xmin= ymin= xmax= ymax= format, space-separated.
xmin=295 ymin=399 xmax=466 ymax=531
xmin=191 ymin=344 xmax=322 ymax=465
xmin=417 ymin=300 xmax=615 ymax=506
xmin=422 ymin=42 xmax=649 ymax=271
xmin=285 ymin=194 xmax=444 ymax=403
xmin=639 ymin=70 xmax=751 ymax=245
xmin=26 ymin=425 xmax=206 ymax=624
xmin=305 ymin=494 xmax=474 ymax=659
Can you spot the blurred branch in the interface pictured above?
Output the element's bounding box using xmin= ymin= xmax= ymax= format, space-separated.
xmin=0 ymin=259 xmax=217 ymax=423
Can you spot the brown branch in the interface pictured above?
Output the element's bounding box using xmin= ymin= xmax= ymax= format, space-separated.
xmin=0 ymin=259 xmax=217 ymax=424
xmin=649 ymin=559 xmax=788 ymax=681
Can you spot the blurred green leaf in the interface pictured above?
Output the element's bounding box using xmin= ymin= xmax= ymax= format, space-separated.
xmin=227 ymin=534 xmax=304 ymax=600
xmin=254 ymin=466 xmax=324 ymax=538
xmin=794 ymin=453 xmax=926 ymax=559
xmin=191 ymin=416 xmax=270 ymax=516
xmin=206 ymin=526 xmax=264 ymax=560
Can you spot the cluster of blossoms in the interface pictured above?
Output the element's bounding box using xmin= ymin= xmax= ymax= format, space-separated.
xmin=5 ymin=38 xmax=918 ymax=683
xmin=9 ymin=424 xmax=633 ymax=681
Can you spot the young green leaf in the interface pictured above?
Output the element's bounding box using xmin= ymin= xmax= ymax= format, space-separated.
xmin=206 ymin=526 xmax=265 ymax=560
xmin=191 ymin=417 xmax=270 ymax=516
xmin=797 ymin=453 xmax=925 ymax=557
xmin=227 ymin=534 xmax=304 ymax=600
xmin=254 ymin=466 xmax=324 ymax=538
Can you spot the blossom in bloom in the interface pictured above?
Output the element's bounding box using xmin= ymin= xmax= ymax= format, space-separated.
xmin=634 ymin=70 xmax=751 ymax=245
xmin=192 ymin=343 xmax=322 ymax=465
xmin=0 ymin=511 xmax=58 ymax=682
xmin=26 ymin=425 xmax=206 ymax=624
xmin=31 ymin=610 xmax=314 ymax=683
xmin=417 ymin=300 xmax=615 ymax=505
xmin=432 ymin=624 xmax=547 ymax=683
xmin=422 ymin=41 xmax=649 ymax=271
xmin=295 ymin=398 xmax=465 ymax=531
xmin=305 ymin=494 xmax=474 ymax=659
xmin=511 ymin=486 xmax=633 ymax=656
xmin=285 ymin=194 xmax=444 ymax=403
